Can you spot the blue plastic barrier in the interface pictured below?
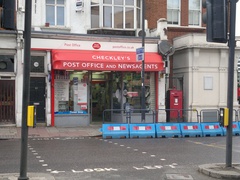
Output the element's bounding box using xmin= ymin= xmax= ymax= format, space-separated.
xmin=179 ymin=123 xmax=203 ymax=137
xmin=155 ymin=123 xmax=181 ymax=138
xmin=222 ymin=122 xmax=240 ymax=136
xmin=102 ymin=123 xmax=129 ymax=139
xmin=201 ymin=122 xmax=223 ymax=137
xmin=129 ymin=123 xmax=156 ymax=138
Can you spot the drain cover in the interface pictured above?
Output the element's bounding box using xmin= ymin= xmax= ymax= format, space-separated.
xmin=166 ymin=174 xmax=193 ymax=180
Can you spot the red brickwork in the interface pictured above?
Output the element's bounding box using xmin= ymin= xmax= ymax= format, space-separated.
xmin=145 ymin=0 xmax=206 ymax=88
xmin=145 ymin=0 xmax=206 ymax=42
xmin=145 ymin=0 xmax=166 ymax=29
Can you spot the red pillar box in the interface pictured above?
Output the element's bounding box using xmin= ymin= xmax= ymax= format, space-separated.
xmin=166 ymin=89 xmax=183 ymax=122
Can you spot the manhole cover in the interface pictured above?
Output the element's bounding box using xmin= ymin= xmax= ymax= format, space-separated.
xmin=166 ymin=174 xmax=193 ymax=180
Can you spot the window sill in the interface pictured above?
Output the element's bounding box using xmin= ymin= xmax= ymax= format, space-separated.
xmin=33 ymin=26 xmax=71 ymax=33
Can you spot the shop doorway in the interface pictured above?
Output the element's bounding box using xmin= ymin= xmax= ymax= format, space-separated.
xmin=30 ymin=77 xmax=46 ymax=123
xmin=0 ymin=80 xmax=15 ymax=124
xmin=91 ymin=72 xmax=112 ymax=123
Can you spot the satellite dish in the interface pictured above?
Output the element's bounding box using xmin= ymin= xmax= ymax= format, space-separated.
xmin=138 ymin=30 xmax=146 ymax=37
xmin=158 ymin=40 xmax=175 ymax=57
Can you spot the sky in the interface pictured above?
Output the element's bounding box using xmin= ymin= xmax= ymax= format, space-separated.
xmin=236 ymin=2 xmax=240 ymax=36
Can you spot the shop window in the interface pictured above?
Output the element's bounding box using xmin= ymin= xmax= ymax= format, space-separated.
xmin=54 ymin=70 xmax=88 ymax=114
xmin=46 ymin=0 xmax=65 ymax=26
xmin=112 ymin=72 xmax=153 ymax=113
xmin=167 ymin=0 xmax=180 ymax=25
xmin=91 ymin=0 xmax=140 ymax=29
xmin=30 ymin=56 xmax=45 ymax=73
xmin=188 ymin=0 xmax=201 ymax=26
xmin=0 ymin=0 xmax=15 ymax=30
xmin=53 ymin=71 xmax=155 ymax=116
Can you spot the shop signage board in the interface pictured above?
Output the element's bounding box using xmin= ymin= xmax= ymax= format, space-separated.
xmin=52 ymin=50 xmax=163 ymax=72
xmin=136 ymin=47 xmax=144 ymax=61
xmin=31 ymin=38 xmax=158 ymax=52
xmin=76 ymin=0 xmax=83 ymax=12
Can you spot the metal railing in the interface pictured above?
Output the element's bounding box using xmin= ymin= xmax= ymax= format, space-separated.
xmin=102 ymin=108 xmax=240 ymax=124
xmin=102 ymin=108 xmax=155 ymax=124
xmin=156 ymin=108 xmax=199 ymax=123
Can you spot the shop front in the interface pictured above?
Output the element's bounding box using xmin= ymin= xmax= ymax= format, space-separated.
xmin=51 ymin=49 xmax=164 ymax=127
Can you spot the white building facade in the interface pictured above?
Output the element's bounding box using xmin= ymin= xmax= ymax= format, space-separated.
xmin=1 ymin=0 xmax=168 ymax=127
xmin=173 ymin=33 xmax=240 ymax=122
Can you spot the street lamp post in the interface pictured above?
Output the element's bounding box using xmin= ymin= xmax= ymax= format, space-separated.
xmin=141 ymin=0 xmax=146 ymax=122
xmin=18 ymin=0 xmax=32 ymax=179
xmin=226 ymin=0 xmax=237 ymax=167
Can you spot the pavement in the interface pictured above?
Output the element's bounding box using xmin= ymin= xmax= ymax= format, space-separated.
xmin=0 ymin=124 xmax=102 ymax=140
xmin=0 ymin=124 xmax=240 ymax=179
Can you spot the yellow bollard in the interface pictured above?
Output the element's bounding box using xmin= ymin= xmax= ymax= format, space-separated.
xmin=27 ymin=106 xmax=34 ymax=127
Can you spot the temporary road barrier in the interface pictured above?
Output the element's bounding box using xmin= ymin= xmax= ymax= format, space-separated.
xmin=201 ymin=122 xmax=223 ymax=137
xmin=222 ymin=122 xmax=240 ymax=136
xmin=101 ymin=123 xmax=129 ymax=139
xmin=179 ymin=122 xmax=202 ymax=137
xmin=155 ymin=123 xmax=181 ymax=138
xmin=129 ymin=123 xmax=155 ymax=138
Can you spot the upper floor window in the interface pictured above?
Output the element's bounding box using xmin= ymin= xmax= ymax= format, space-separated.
xmin=46 ymin=0 xmax=65 ymax=26
xmin=189 ymin=0 xmax=201 ymax=26
xmin=91 ymin=0 xmax=141 ymax=29
xmin=167 ymin=0 xmax=180 ymax=25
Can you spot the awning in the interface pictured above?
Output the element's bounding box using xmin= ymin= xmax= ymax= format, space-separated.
xmin=52 ymin=50 xmax=164 ymax=72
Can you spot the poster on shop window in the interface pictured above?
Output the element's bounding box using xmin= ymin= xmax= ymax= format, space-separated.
xmin=54 ymin=80 xmax=69 ymax=112
xmin=77 ymin=82 xmax=87 ymax=110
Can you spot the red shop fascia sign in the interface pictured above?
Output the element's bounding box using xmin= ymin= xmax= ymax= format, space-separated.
xmin=52 ymin=50 xmax=164 ymax=72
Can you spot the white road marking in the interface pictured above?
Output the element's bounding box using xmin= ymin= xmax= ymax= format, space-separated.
xmin=167 ymin=165 xmax=176 ymax=168
xmin=133 ymin=165 xmax=163 ymax=170
xmin=51 ymin=170 xmax=65 ymax=174
xmin=72 ymin=168 xmax=118 ymax=173
xmin=28 ymin=143 xmax=51 ymax=173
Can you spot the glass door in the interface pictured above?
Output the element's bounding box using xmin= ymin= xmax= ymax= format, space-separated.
xmin=91 ymin=72 xmax=112 ymax=123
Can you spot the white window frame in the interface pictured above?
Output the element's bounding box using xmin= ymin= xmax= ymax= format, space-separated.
xmin=90 ymin=0 xmax=141 ymax=30
xmin=188 ymin=0 xmax=202 ymax=26
xmin=167 ymin=0 xmax=181 ymax=26
xmin=46 ymin=0 xmax=65 ymax=26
